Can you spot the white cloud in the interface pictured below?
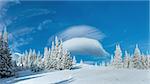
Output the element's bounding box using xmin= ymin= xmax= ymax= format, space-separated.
xmin=8 ymin=27 xmax=34 ymax=52
xmin=59 ymin=25 xmax=105 ymax=40
xmin=12 ymin=8 xmax=52 ymax=22
xmin=47 ymin=25 xmax=105 ymax=45
xmin=0 ymin=0 xmax=20 ymax=33
xmin=38 ymin=19 xmax=52 ymax=31
xmin=63 ymin=37 xmax=109 ymax=56
xmin=0 ymin=0 xmax=20 ymax=19
xmin=10 ymin=27 xmax=34 ymax=38
xmin=10 ymin=37 xmax=33 ymax=52
xmin=21 ymin=8 xmax=51 ymax=18
xmin=0 ymin=23 xmax=4 ymax=31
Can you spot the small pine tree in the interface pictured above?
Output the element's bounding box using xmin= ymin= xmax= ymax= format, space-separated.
xmin=44 ymin=47 xmax=49 ymax=68
xmin=94 ymin=62 xmax=98 ymax=67
xmin=113 ymin=44 xmax=123 ymax=68
xmin=80 ymin=59 xmax=83 ymax=64
xmin=123 ymin=51 xmax=131 ymax=68
xmin=101 ymin=61 xmax=105 ymax=66
xmin=148 ymin=56 xmax=150 ymax=68
xmin=28 ymin=49 xmax=33 ymax=68
xmin=24 ymin=50 xmax=29 ymax=69
xmin=140 ymin=54 xmax=147 ymax=69
xmin=133 ymin=44 xmax=141 ymax=69
xmin=73 ymin=56 xmax=77 ymax=65
xmin=61 ymin=50 xmax=73 ymax=70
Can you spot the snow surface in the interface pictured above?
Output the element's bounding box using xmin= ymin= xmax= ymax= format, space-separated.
xmin=1 ymin=64 xmax=150 ymax=84
xmin=63 ymin=37 xmax=109 ymax=56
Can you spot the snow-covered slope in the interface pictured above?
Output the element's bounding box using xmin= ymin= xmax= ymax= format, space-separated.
xmin=1 ymin=64 xmax=150 ymax=84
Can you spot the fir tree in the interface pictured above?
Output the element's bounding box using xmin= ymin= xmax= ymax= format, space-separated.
xmin=73 ymin=56 xmax=77 ymax=65
xmin=44 ymin=47 xmax=48 ymax=65
xmin=133 ymin=44 xmax=141 ymax=69
xmin=94 ymin=62 xmax=98 ymax=67
xmin=140 ymin=53 xmax=147 ymax=69
xmin=61 ymin=50 xmax=73 ymax=70
xmin=123 ymin=51 xmax=130 ymax=68
xmin=44 ymin=37 xmax=73 ymax=70
xmin=28 ymin=49 xmax=33 ymax=68
xmin=113 ymin=44 xmax=123 ymax=68
xmin=0 ymin=28 xmax=15 ymax=78
xmin=80 ymin=59 xmax=83 ymax=64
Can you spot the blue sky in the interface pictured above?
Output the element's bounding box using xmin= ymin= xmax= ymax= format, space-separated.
xmin=0 ymin=1 xmax=149 ymax=62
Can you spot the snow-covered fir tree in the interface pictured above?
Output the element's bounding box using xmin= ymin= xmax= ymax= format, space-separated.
xmin=28 ymin=49 xmax=33 ymax=69
xmin=24 ymin=50 xmax=29 ymax=69
xmin=44 ymin=36 xmax=73 ymax=70
xmin=0 ymin=28 xmax=15 ymax=78
xmin=94 ymin=62 xmax=98 ymax=67
xmin=61 ymin=49 xmax=73 ymax=70
xmin=147 ymin=54 xmax=150 ymax=68
xmin=31 ymin=50 xmax=43 ymax=72
xmin=123 ymin=51 xmax=131 ymax=68
xmin=80 ymin=59 xmax=83 ymax=64
xmin=37 ymin=51 xmax=43 ymax=70
xmin=44 ymin=47 xmax=49 ymax=68
xmin=133 ymin=44 xmax=141 ymax=69
xmin=45 ymin=42 xmax=56 ymax=69
xmin=113 ymin=44 xmax=123 ymax=68
xmin=145 ymin=52 xmax=150 ymax=68
xmin=110 ymin=54 xmax=114 ymax=64
xmin=140 ymin=53 xmax=147 ymax=69
xmin=73 ymin=56 xmax=77 ymax=65
xmin=101 ymin=61 xmax=105 ymax=66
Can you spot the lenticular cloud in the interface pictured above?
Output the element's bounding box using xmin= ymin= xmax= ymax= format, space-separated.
xmin=63 ymin=37 xmax=109 ymax=56
xmin=56 ymin=25 xmax=105 ymax=41
xmin=47 ymin=25 xmax=109 ymax=56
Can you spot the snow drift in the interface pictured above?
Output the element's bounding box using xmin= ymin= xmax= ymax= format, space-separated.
xmin=1 ymin=64 xmax=149 ymax=84
xmin=63 ymin=37 xmax=109 ymax=56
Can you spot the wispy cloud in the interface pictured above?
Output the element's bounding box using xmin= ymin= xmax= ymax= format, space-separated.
xmin=47 ymin=25 xmax=105 ymax=45
xmin=13 ymin=8 xmax=53 ymax=22
xmin=0 ymin=0 xmax=20 ymax=19
xmin=21 ymin=8 xmax=52 ymax=18
xmin=8 ymin=27 xmax=34 ymax=52
xmin=0 ymin=0 xmax=22 ymax=52
xmin=37 ymin=19 xmax=52 ymax=31
xmin=10 ymin=37 xmax=33 ymax=52
xmin=10 ymin=27 xmax=34 ymax=38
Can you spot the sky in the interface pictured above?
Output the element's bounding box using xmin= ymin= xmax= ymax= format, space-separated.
xmin=0 ymin=1 xmax=149 ymax=63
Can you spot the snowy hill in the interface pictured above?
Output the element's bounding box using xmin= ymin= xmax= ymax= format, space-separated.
xmin=1 ymin=64 xmax=150 ymax=84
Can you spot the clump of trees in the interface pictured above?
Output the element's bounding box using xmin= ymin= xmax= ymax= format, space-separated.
xmin=16 ymin=36 xmax=73 ymax=72
xmin=17 ymin=49 xmax=43 ymax=72
xmin=110 ymin=44 xmax=150 ymax=69
xmin=44 ymin=37 xmax=73 ymax=70
xmin=0 ymin=29 xmax=74 ymax=78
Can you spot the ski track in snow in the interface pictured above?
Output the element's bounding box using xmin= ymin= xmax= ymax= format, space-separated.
xmin=0 ymin=64 xmax=150 ymax=84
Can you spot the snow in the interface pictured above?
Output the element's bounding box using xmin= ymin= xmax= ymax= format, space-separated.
xmin=0 ymin=64 xmax=150 ymax=84
xmin=63 ymin=37 xmax=109 ymax=56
